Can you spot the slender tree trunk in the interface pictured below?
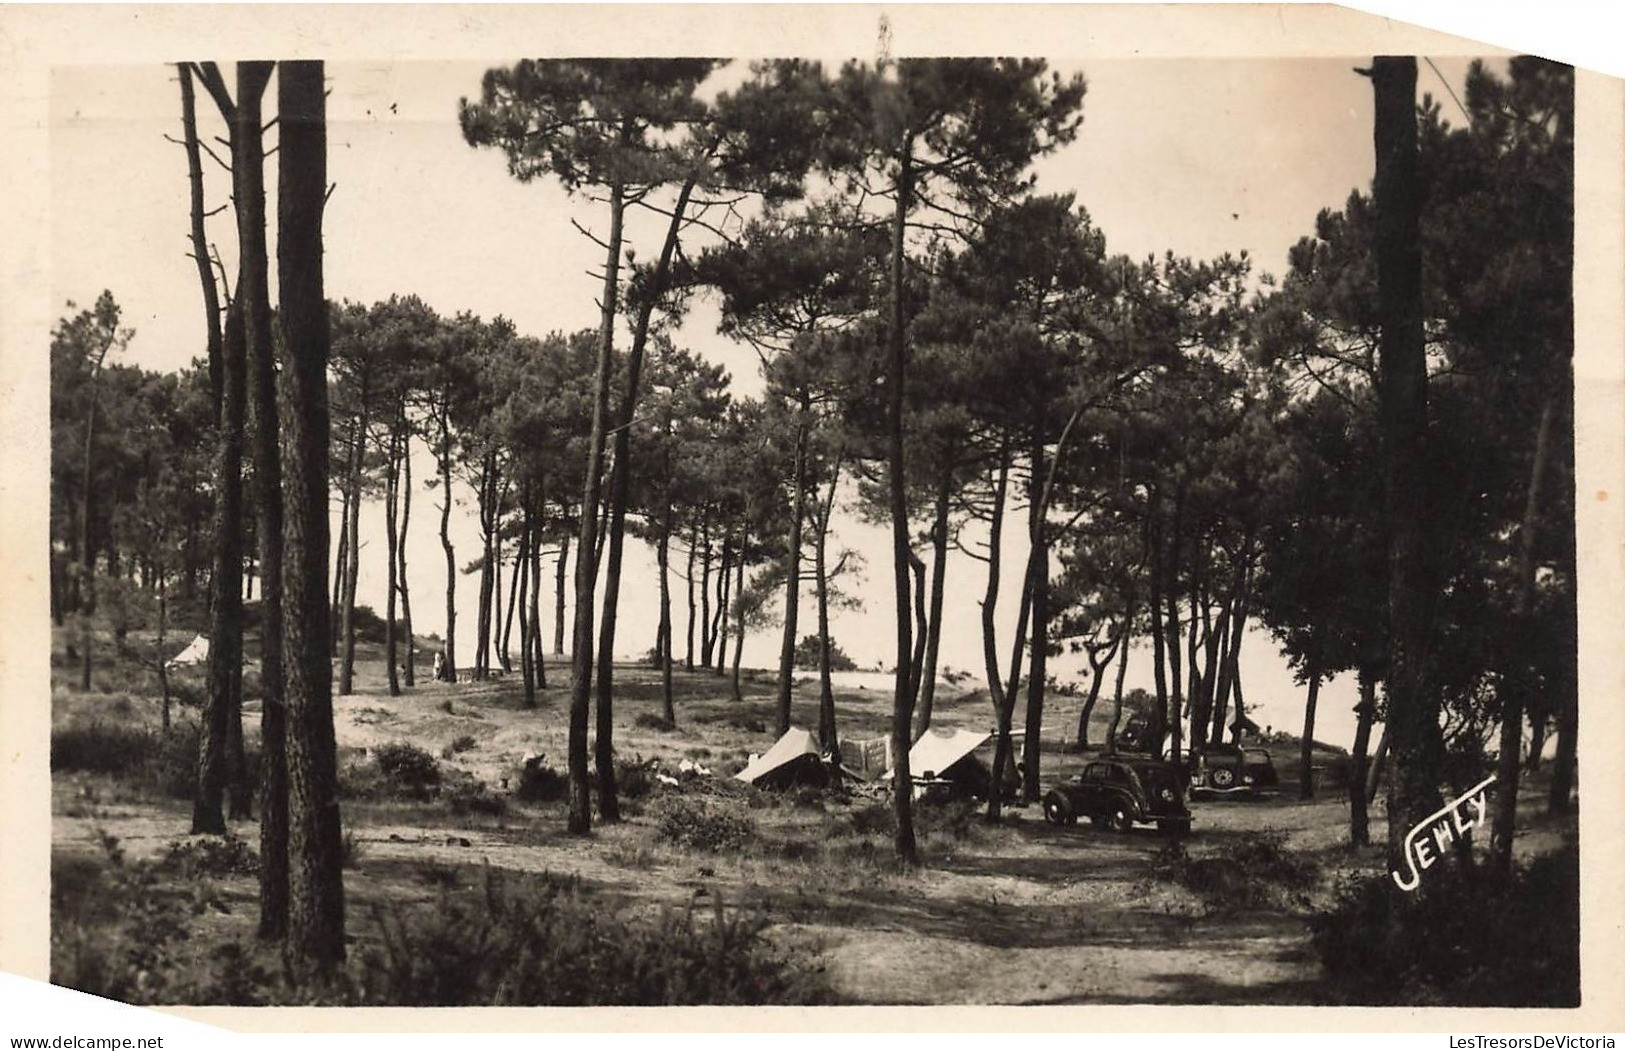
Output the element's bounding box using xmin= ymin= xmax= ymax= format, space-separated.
xmin=1548 ymin=689 xmax=1576 ymax=814
xmin=277 ymin=58 xmax=345 ymax=976
xmin=474 ymin=453 xmax=495 ymax=680
xmin=980 ymin=449 xmax=1015 ymax=821
xmin=1147 ymin=512 xmax=1168 ymax=755
xmin=596 ymin=174 xmax=696 ymax=786
xmin=1299 ymin=648 xmax=1323 ymax=800
xmin=177 ymin=63 xmax=224 ymax=423
xmin=1022 ymin=439 xmax=1049 ymax=800
xmin=519 ymin=493 xmax=536 ymax=708
xmin=883 ymin=143 xmax=921 ymax=865
xmin=1106 ymin=603 xmax=1133 ymax=752
xmin=1075 ymin=631 xmax=1120 ymax=750
xmin=1491 ymin=390 xmax=1557 ymax=871
xmin=553 ymin=529 xmax=568 ymax=657
xmin=912 ymin=470 xmax=952 ymax=742
xmin=437 ymin=406 xmax=457 ymax=681
xmin=331 ymin=479 xmax=349 ymax=644
xmin=491 ymin=475 xmax=508 ymax=674
xmin=731 ymin=548 xmax=746 ymax=702
xmin=1373 ymin=55 xmax=1444 ymax=862
xmin=1367 ymin=723 xmax=1389 ymax=804
xmin=338 ymin=399 xmax=365 ymax=696
xmin=1163 ymin=497 xmax=1185 ymax=766
xmin=501 ymin=509 xmax=522 ymax=674
xmin=814 ymin=456 xmax=843 ymax=783
xmin=714 ymin=537 xmax=732 ymax=676
xmin=399 ymin=427 xmax=414 ymax=687
xmin=384 ymin=426 xmax=401 ymax=698
xmin=658 ymin=511 xmax=675 ymax=723
xmin=567 ymin=171 xmax=626 ymax=836
xmin=530 ymin=485 xmax=546 ymax=691
xmin=1349 ymin=667 xmax=1377 ymax=847
xmin=684 ymin=521 xmax=697 ymax=671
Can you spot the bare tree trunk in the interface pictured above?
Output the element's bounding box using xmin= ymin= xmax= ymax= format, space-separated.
xmin=1106 ymin=603 xmax=1133 ymax=753
xmin=912 ymin=470 xmax=952 ymax=742
xmin=731 ymin=549 xmax=746 ymax=702
xmin=814 ymin=456 xmax=843 ymax=784
xmin=338 ymin=401 xmax=365 ymax=696
xmin=554 ymin=529 xmax=568 ymax=657
xmin=1348 ymin=667 xmax=1377 ymax=847
xmin=437 ymin=404 xmax=457 ymax=681
xmin=886 ymin=145 xmax=919 ymax=866
xmin=277 ymin=57 xmax=345 ymax=975
xmin=1491 ymin=390 xmax=1557 ymax=871
xmin=684 ymin=521 xmax=697 ymax=671
xmin=567 ymin=172 xmax=626 ymax=836
xmin=658 ymin=511 xmax=675 ymax=723
xmin=519 ymin=493 xmax=536 ymax=708
xmin=399 ymin=427 xmax=414 ymax=687
xmin=384 ymin=426 xmax=401 ymax=698
xmin=1373 ymin=55 xmax=1445 ymax=862
xmin=1299 ymin=648 xmax=1323 ymax=800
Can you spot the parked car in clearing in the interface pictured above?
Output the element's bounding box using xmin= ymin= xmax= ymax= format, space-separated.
xmin=1042 ymin=757 xmax=1192 ymax=834
xmin=1188 ymin=744 xmax=1279 ymax=796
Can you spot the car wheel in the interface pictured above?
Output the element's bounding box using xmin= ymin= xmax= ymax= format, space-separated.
xmin=1208 ymin=767 xmax=1236 ymax=790
xmin=1043 ymin=793 xmax=1071 ymax=826
xmin=1108 ymin=808 xmax=1134 ymax=833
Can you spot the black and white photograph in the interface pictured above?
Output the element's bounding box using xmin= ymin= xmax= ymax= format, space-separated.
xmin=3 ymin=2 xmax=1622 ymax=1029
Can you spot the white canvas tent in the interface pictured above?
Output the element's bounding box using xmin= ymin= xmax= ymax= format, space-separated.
xmin=166 ymin=634 xmax=209 ymax=668
xmin=889 ymin=728 xmax=990 ymax=781
xmin=734 ymin=727 xmax=826 ymax=788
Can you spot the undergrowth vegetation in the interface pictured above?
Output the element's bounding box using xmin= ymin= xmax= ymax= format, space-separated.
xmin=1309 ymin=841 xmax=1579 ymax=1006
xmin=1145 ymin=831 xmax=1322 ymax=914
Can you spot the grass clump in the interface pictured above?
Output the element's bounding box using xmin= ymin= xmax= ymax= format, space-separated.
xmin=655 ymin=797 xmax=756 ymax=852
xmin=441 ymin=734 xmax=478 ymax=759
xmin=1308 ymin=842 xmax=1578 ymax=1006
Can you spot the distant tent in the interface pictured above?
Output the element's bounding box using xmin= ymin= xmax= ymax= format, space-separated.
xmin=734 ymin=727 xmax=829 ymax=789
xmin=167 ymin=634 xmax=209 ymax=668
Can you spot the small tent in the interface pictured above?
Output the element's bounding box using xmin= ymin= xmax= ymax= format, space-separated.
xmin=166 ymin=634 xmax=209 ymax=668
xmin=885 ymin=728 xmax=996 ymax=798
xmin=734 ymin=727 xmax=829 ymax=789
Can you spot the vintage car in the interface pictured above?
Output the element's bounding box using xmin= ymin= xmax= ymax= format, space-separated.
xmin=1189 ymin=744 xmax=1279 ymax=796
xmin=1042 ymin=757 xmax=1192 ymax=834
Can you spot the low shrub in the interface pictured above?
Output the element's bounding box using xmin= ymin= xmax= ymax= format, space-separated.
xmin=353 ymin=870 xmax=831 ymax=1005
xmin=655 ymin=797 xmax=756 ymax=853
xmin=616 ymin=756 xmax=657 ymax=801
xmin=516 ymin=755 xmax=569 ymax=803
xmin=1146 ymin=831 xmax=1320 ymax=913
xmin=51 ymin=722 xmax=159 ymax=777
xmin=158 ymin=833 xmax=260 ymax=879
xmin=441 ymin=734 xmax=478 ymax=759
xmin=374 ymin=742 xmax=441 ymax=801
xmin=444 ymin=777 xmax=508 ymax=818
xmin=1309 ymin=843 xmax=1579 ymax=1006
xmin=634 ymin=712 xmax=676 ymax=732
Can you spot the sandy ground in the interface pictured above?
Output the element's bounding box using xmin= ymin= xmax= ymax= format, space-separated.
xmin=50 ymin=645 xmax=1574 ymax=1005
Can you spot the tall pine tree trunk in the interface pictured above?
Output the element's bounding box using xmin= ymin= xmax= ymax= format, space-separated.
xmin=1373 ymin=55 xmax=1444 ymax=862
xmin=399 ymin=426 xmax=414 ymax=686
xmin=384 ymin=425 xmax=401 ymax=698
xmin=277 ymin=57 xmax=345 ymax=975
xmin=338 ymin=400 xmax=365 ymax=696
xmin=1348 ymin=666 xmax=1377 ymax=847
xmin=1299 ymin=648 xmax=1323 ymax=800
xmin=912 ymin=469 xmax=952 ymax=742
xmin=438 ymin=407 xmax=457 ymax=681
xmin=554 ymin=529 xmax=568 ymax=657
xmin=567 ymin=172 xmax=626 ymax=836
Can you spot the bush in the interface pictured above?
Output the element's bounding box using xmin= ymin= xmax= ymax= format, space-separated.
xmin=52 ymin=723 xmax=159 ymax=777
xmin=515 ymin=755 xmax=569 ymax=803
xmin=444 ymin=777 xmax=508 ymax=818
xmin=353 ymin=869 xmax=831 ymax=1005
xmin=158 ymin=833 xmax=260 ymax=879
xmin=441 ymin=734 xmax=478 ymax=760
xmin=655 ymin=797 xmax=756 ymax=852
xmin=634 ymin=712 xmax=676 ymax=732
xmin=616 ymin=756 xmax=657 ymax=800
xmin=374 ymin=742 xmax=441 ymax=800
xmin=1146 ymin=831 xmax=1320 ymax=913
xmin=1309 ymin=843 xmax=1579 ymax=1006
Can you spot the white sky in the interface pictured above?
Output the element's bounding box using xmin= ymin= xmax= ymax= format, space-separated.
xmin=41 ymin=38 xmax=1518 ymax=752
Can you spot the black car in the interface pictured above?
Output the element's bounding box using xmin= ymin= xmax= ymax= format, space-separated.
xmin=1042 ymin=757 xmax=1192 ymax=834
xmin=1189 ymin=744 xmax=1279 ymax=796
